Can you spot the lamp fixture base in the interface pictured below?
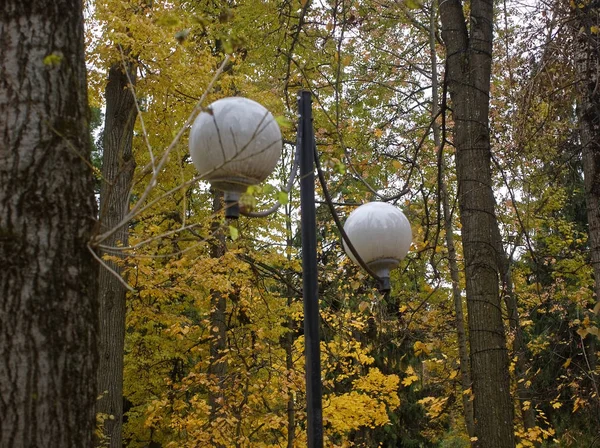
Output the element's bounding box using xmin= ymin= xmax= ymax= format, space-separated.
xmin=377 ymin=276 xmax=391 ymax=293
xmin=224 ymin=191 xmax=240 ymax=219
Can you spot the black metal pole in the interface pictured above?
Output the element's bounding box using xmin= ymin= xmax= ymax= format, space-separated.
xmin=298 ymin=90 xmax=323 ymax=448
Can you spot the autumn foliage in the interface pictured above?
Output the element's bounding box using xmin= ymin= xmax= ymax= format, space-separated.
xmin=86 ymin=0 xmax=600 ymax=446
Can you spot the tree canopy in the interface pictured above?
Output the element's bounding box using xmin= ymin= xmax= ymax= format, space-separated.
xmin=2 ymin=0 xmax=600 ymax=446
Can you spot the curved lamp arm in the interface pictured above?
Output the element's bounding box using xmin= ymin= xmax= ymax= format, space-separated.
xmin=312 ymin=143 xmax=388 ymax=290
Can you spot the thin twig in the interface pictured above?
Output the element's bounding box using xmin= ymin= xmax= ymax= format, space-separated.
xmin=118 ymin=46 xmax=155 ymax=174
xmin=93 ymin=54 xmax=231 ymax=246
xmin=88 ymin=244 xmax=135 ymax=292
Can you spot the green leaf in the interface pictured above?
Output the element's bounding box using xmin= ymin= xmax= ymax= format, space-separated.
xmin=229 ymin=225 xmax=239 ymax=240
xmin=246 ymin=185 xmax=261 ymax=195
xmin=221 ymin=39 xmax=234 ymax=55
xmin=43 ymin=52 xmax=63 ymax=67
xmin=277 ymin=190 xmax=289 ymax=205
xmin=335 ymin=161 xmax=346 ymax=174
xmin=275 ymin=115 xmax=292 ymax=129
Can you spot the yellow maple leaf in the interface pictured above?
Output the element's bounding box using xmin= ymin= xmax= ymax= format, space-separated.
xmin=414 ymin=340 xmax=431 ymax=356
xmin=402 ymin=366 xmax=419 ymax=386
xmin=402 ymin=375 xmax=419 ymax=387
xmin=577 ymin=327 xmax=589 ymax=338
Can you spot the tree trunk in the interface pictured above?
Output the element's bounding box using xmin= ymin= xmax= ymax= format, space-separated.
xmin=574 ymin=1 xmax=600 ymax=321
xmin=573 ymin=4 xmax=600 ymax=404
xmin=96 ymin=61 xmax=137 ymax=447
xmin=209 ymin=191 xmax=227 ymax=448
xmin=285 ymin=201 xmax=296 ymax=448
xmin=499 ymin=252 xmax=537 ymax=432
xmin=430 ymin=3 xmax=475 ymax=436
xmin=439 ymin=2 xmax=516 ymax=447
xmin=0 ymin=1 xmax=98 ymax=446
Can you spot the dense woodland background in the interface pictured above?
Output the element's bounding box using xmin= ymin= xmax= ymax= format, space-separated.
xmin=2 ymin=0 xmax=600 ymax=446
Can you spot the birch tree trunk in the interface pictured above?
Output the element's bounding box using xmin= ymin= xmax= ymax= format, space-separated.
xmin=96 ymin=60 xmax=137 ymax=447
xmin=0 ymin=1 xmax=98 ymax=446
xmin=439 ymin=2 xmax=515 ymax=446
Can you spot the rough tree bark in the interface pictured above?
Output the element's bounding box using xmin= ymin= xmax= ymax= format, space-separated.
xmin=285 ymin=201 xmax=296 ymax=448
xmin=498 ymin=249 xmax=537 ymax=432
xmin=572 ymin=3 xmax=600 ymax=401
xmin=209 ymin=191 xmax=227 ymax=448
xmin=430 ymin=2 xmax=475 ymax=437
xmin=439 ymin=2 xmax=516 ymax=447
xmin=574 ymin=1 xmax=600 ymax=319
xmin=0 ymin=1 xmax=98 ymax=446
xmin=96 ymin=60 xmax=137 ymax=447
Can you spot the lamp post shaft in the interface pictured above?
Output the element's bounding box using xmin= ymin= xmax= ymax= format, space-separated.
xmin=298 ymin=91 xmax=323 ymax=448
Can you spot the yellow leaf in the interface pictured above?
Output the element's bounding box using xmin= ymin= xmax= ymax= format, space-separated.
xmin=552 ymin=401 xmax=562 ymax=409
xmin=449 ymin=370 xmax=458 ymax=379
xmin=563 ymin=358 xmax=572 ymax=368
xmin=470 ymin=437 xmax=478 ymax=442
xmin=402 ymin=375 xmax=418 ymax=387
xmin=358 ymin=301 xmax=369 ymax=313
xmin=577 ymin=327 xmax=589 ymax=338
xmin=392 ymin=160 xmax=402 ymax=170
xmin=43 ymin=52 xmax=63 ymax=67
xmin=414 ymin=340 xmax=431 ymax=356
xmin=592 ymin=25 xmax=600 ymax=34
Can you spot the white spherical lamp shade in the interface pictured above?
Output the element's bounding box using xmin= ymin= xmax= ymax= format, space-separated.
xmin=343 ymin=202 xmax=412 ymax=279
xmin=189 ymin=97 xmax=283 ymax=193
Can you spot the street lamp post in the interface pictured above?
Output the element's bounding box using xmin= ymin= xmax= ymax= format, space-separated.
xmin=189 ymin=91 xmax=411 ymax=448
xmin=297 ymin=91 xmax=323 ymax=447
